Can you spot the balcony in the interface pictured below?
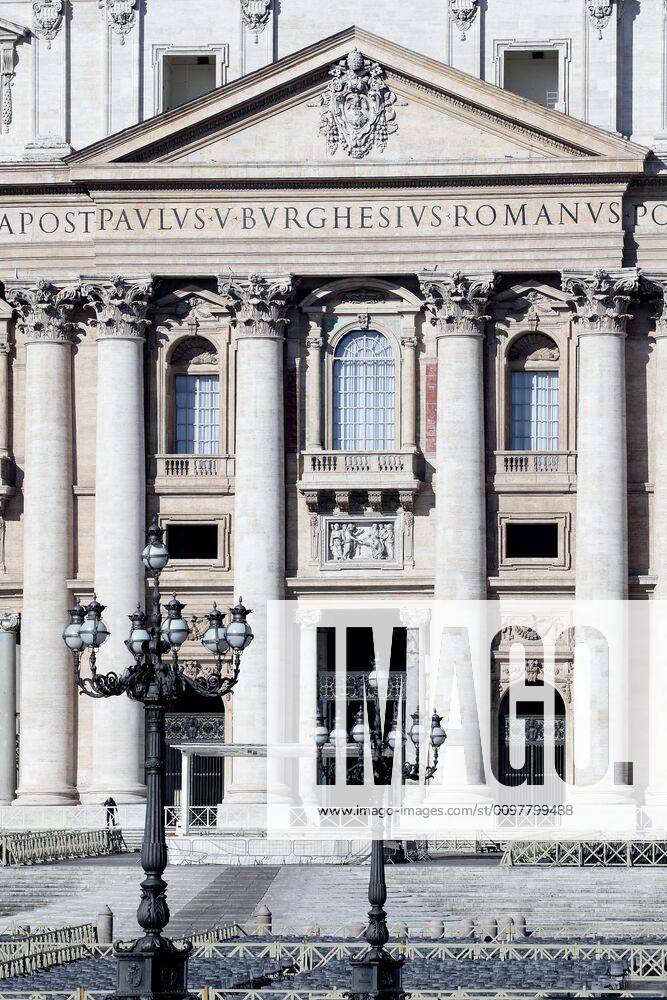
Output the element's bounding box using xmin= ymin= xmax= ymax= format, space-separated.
xmin=298 ymin=449 xmax=421 ymax=496
xmin=493 ymin=451 xmax=577 ymax=493
xmin=151 ymin=454 xmax=235 ymax=494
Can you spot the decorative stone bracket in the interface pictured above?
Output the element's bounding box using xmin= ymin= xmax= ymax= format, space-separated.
xmin=586 ymin=0 xmax=617 ymax=39
xmin=450 ymin=0 xmax=479 ymax=41
xmin=99 ymin=0 xmax=138 ymax=45
xmin=0 ymin=18 xmax=28 ymax=133
xmin=240 ymin=0 xmax=271 ymax=41
xmin=32 ymin=0 xmax=65 ymax=48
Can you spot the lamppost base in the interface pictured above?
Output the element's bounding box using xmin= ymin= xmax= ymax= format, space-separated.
xmin=349 ymin=950 xmax=406 ymax=1000
xmin=113 ymin=935 xmax=193 ymax=1000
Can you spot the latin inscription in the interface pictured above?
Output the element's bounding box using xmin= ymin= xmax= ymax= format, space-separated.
xmin=0 ymin=198 xmax=631 ymax=240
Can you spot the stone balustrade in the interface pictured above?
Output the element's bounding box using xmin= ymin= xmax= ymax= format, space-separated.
xmin=493 ymin=451 xmax=577 ymax=491
xmin=0 ymin=828 xmax=125 ymax=866
xmin=299 ymin=448 xmax=421 ymax=492
xmin=152 ymin=454 xmax=235 ymax=492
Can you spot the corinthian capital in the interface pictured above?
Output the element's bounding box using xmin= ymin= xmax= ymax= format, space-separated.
xmin=638 ymin=273 xmax=667 ymax=340
xmin=218 ymin=273 xmax=293 ymax=340
xmin=82 ymin=275 xmax=153 ymax=340
xmin=562 ymin=268 xmax=639 ymax=336
xmin=5 ymin=279 xmax=79 ymax=343
xmin=419 ymin=270 xmax=496 ymax=338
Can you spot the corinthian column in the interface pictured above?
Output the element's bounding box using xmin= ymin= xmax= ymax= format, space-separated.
xmin=419 ymin=271 xmax=495 ymax=600
xmin=562 ymin=268 xmax=638 ymax=601
xmin=6 ymin=280 xmax=78 ymax=803
xmin=81 ymin=276 xmax=152 ymax=803
xmin=218 ymin=273 xmax=293 ymax=821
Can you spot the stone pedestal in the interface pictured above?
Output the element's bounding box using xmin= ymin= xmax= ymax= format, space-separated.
xmin=6 ymin=281 xmax=78 ymax=804
xmin=81 ymin=277 xmax=152 ymax=804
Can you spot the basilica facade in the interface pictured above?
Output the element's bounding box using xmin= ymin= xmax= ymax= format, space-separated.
xmin=0 ymin=0 xmax=666 ymax=835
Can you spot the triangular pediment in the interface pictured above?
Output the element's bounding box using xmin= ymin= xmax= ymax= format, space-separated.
xmin=68 ymin=26 xmax=647 ymax=178
xmin=0 ymin=17 xmax=28 ymax=42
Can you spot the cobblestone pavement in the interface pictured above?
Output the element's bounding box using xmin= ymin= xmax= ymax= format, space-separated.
xmin=1 ymin=854 xmax=667 ymax=939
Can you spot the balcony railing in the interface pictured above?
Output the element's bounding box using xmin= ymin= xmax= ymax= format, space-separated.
xmin=494 ymin=451 xmax=577 ymax=477
xmin=299 ymin=449 xmax=421 ymax=492
xmin=152 ymin=454 xmax=235 ymax=491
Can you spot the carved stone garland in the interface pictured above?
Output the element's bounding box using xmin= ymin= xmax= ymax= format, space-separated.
xmin=310 ymin=48 xmax=406 ymax=160
xmin=450 ymin=0 xmax=479 ymax=41
xmin=99 ymin=0 xmax=138 ymax=45
xmin=32 ymin=0 xmax=65 ymax=48
xmin=1 ymin=46 xmax=14 ymax=134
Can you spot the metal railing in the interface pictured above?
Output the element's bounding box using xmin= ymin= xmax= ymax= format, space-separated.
xmin=501 ymin=838 xmax=667 ymax=867
xmin=0 ymin=993 xmax=664 ymax=1000
xmin=165 ymin=806 xmax=218 ymax=832
xmin=0 ymin=830 xmax=125 ymax=867
xmin=494 ymin=451 xmax=576 ymax=475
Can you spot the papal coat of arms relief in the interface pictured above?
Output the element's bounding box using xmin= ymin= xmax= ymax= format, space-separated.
xmin=311 ymin=48 xmax=406 ymax=160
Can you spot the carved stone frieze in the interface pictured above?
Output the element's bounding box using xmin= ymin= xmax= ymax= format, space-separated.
xmin=240 ymin=0 xmax=271 ymax=38
xmin=562 ymin=267 xmax=639 ymax=336
xmin=311 ymin=48 xmax=406 ymax=159
xmin=82 ymin=276 xmax=153 ymax=340
xmin=450 ymin=0 xmax=479 ymax=40
xmin=420 ymin=270 xmax=496 ymax=338
xmin=218 ymin=273 xmax=293 ymax=340
xmin=6 ymin=280 xmax=78 ymax=343
xmin=32 ymin=0 xmax=64 ymax=47
xmin=99 ymin=0 xmax=137 ymax=44
xmin=327 ymin=519 xmax=396 ymax=563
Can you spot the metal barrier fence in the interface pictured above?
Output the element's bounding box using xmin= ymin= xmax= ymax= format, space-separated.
xmin=0 ymin=830 xmax=126 ymax=866
xmin=501 ymin=839 xmax=667 ymax=867
xmin=0 ymin=990 xmax=664 ymax=1000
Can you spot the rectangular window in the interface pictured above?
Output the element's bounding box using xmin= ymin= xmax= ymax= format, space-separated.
xmin=506 ymin=522 xmax=559 ymax=560
xmin=510 ymin=371 xmax=558 ymax=451
xmin=163 ymin=54 xmax=216 ymax=112
xmin=166 ymin=524 xmax=218 ymax=561
xmin=175 ymin=375 xmax=219 ymax=455
xmin=504 ymin=50 xmax=559 ymax=109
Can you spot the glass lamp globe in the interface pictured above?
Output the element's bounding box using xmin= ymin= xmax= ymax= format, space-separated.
xmin=226 ymin=598 xmax=254 ymax=651
xmin=329 ymin=727 xmax=348 ymax=748
xmin=315 ymin=712 xmax=329 ymax=747
xmin=202 ymin=603 xmax=229 ymax=655
xmin=127 ymin=606 xmax=150 ymax=656
xmin=79 ymin=596 xmax=110 ymax=649
xmin=161 ymin=595 xmax=190 ymax=648
xmin=351 ymin=709 xmax=365 ymax=745
xmin=142 ymin=516 xmax=169 ymax=573
xmin=430 ymin=711 xmax=447 ymax=748
xmin=408 ymin=711 xmax=424 ymax=748
xmin=387 ymin=709 xmax=406 ymax=751
xmin=63 ymin=603 xmax=86 ymax=652
xmin=367 ymin=668 xmax=378 ymax=692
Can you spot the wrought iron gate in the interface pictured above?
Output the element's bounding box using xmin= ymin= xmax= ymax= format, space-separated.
xmin=500 ymin=715 xmax=566 ymax=789
xmin=164 ymin=713 xmax=225 ymax=808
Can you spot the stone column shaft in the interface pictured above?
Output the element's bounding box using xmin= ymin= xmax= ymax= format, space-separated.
xmin=179 ymin=752 xmax=192 ymax=836
xmin=563 ymin=269 xmax=638 ymax=601
xmin=401 ymin=323 xmax=417 ymax=451
xmin=219 ymin=274 xmax=292 ymax=814
xmin=7 ymin=280 xmax=78 ymax=804
xmin=81 ymin=276 xmax=152 ymax=804
xmin=0 ymin=327 xmax=10 ymax=457
xmin=305 ymin=321 xmax=323 ymax=451
xmin=0 ymin=613 xmax=19 ymax=805
xmin=420 ymin=271 xmax=494 ymax=601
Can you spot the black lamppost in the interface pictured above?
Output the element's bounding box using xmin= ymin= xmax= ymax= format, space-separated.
xmin=62 ymin=516 xmax=253 ymax=1000
xmin=315 ymin=669 xmax=446 ymax=1000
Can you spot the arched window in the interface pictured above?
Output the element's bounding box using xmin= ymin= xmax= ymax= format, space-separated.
xmin=332 ymin=330 xmax=395 ymax=451
xmin=508 ymin=334 xmax=560 ymax=451
xmin=170 ymin=337 xmax=220 ymax=455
